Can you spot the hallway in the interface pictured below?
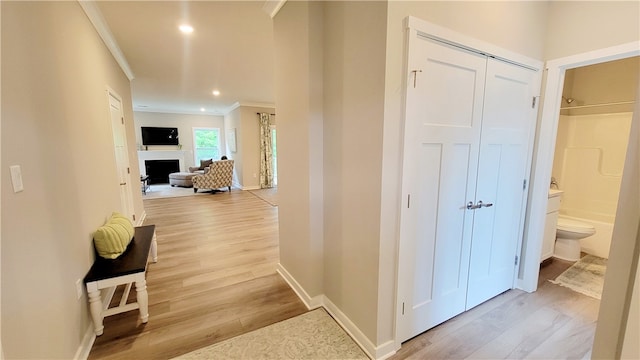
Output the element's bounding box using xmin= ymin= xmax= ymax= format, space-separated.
xmin=89 ymin=191 xmax=307 ymax=359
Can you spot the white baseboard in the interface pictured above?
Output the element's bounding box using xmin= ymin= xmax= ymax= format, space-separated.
xmin=322 ymin=296 xmax=377 ymax=359
xmin=276 ymin=264 xmax=323 ymax=310
xmin=137 ymin=211 xmax=147 ymax=226
xmin=242 ymin=185 xmax=261 ymax=191
xmin=276 ymin=264 xmax=398 ymax=360
xmin=74 ymin=325 xmax=95 ymax=360
xmin=74 ymin=286 xmax=117 ymax=360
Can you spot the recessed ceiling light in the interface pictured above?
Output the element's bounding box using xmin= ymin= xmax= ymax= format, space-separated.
xmin=212 ymin=90 xmax=220 ymax=96
xmin=200 ymin=108 xmax=206 ymax=112
xmin=179 ymin=24 xmax=194 ymax=34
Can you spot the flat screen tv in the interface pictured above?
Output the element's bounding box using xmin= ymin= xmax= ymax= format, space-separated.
xmin=141 ymin=127 xmax=179 ymax=145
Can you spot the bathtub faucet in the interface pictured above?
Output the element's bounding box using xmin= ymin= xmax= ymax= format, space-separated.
xmin=550 ymin=177 xmax=559 ymax=189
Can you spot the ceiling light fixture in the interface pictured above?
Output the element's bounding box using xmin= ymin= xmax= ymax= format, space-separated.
xmin=179 ymin=24 xmax=194 ymax=34
xmin=200 ymin=108 xmax=206 ymax=112
xmin=212 ymin=90 xmax=220 ymax=96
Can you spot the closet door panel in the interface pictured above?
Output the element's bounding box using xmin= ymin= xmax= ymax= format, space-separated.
xmin=466 ymin=58 xmax=538 ymax=309
xmin=398 ymin=36 xmax=486 ymax=342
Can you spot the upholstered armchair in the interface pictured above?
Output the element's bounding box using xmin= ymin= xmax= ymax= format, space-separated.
xmin=192 ymin=160 xmax=234 ymax=193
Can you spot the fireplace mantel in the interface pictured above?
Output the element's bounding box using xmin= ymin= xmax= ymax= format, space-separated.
xmin=138 ymin=150 xmax=188 ymax=176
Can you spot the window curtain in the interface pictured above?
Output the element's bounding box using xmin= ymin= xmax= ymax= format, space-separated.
xmin=259 ymin=113 xmax=274 ymax=188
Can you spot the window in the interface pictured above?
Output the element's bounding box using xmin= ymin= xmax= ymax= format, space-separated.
xmin=192 ymin=128 xmax=221 ymax=163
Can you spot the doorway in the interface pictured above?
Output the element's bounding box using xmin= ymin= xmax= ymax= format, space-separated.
xmin=108 ymin=88 xmax=135 ymax=221
xmin=525 ymin=42 xmax=639 ymax=358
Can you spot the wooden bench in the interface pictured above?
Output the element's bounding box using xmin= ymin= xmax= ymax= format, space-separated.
xmin=84 ymin=225 xmax=157 ymax=336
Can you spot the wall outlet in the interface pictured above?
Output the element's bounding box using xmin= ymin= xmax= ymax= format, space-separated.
xmin=253 ymin=173 xmax=257 ymax=178
xmin=75 ymin=279 xmax=83 ymax=300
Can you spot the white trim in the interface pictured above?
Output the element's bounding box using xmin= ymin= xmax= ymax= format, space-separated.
xmin=520 ymin=41 xmax=640 ymax=292
xmin=224 ymin=101 xmax=276 ymax=115
xmin=192 ymin=127 xmax=222 ymax=164
xmin=74 ymin=325 xmax=95 ymax=360
xmin=397 ymin=15 xmax=544 ymax=344
xmin=277 ymin=266 xmax=398 ymax=359
xmin=276 ymin=264 xmax=323 ymax=309
xmin=405 ymin=16 xmax=543 ymax=71
xmin=262 ymin=0 xmax=287 ymax=18
xmin=134 ymin=107 xmax=225 ymax=116
xmin=137 ymin=211 xmax=147 ymax=227
xmin=78 ymin=1 xmax=134 ymax=81
xmin=242 ymin=185 xmax=261 ymax=191
xmin=74 ymin=285 xmax=116 ymax=359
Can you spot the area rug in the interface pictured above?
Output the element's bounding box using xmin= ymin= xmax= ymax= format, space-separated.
xmin=549 ymin=255 xmax=607 ymax=299
xmin=173 ymin=308 xmax=368 ymax=360
xmin=249 ymin=187 xmax=278 ymax=206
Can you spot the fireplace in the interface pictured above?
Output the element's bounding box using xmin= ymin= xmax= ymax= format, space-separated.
xmin=145 ymin=160 xmax=179 ymax=184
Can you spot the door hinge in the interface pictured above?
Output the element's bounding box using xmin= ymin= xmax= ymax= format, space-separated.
xmin=132 ymin=214 xmax=136 ymax=221
xmin=523 ymin=179 xmax=527 ymax=190
xmin=515 ymin=255 xmax=519 ymax=266
xmin=121 ymin=117 xmax=124 ymax=124
xmin=402 ymin=302 xmax=405 ymax=315
xmin=407 ymin=194 xmax=411 ymax=208
xmin=127 ymin=167 xmax=130 ymax=174
xmin=532 ymin=97 xmax=537 ymax=108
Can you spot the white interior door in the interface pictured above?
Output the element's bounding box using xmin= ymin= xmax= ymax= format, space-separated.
xmin=109 ymin=90 xmax=134 ymax=222
xmin=465 ymin=59 xmax=538 ymax=309
xmin=397 ymin=36 xmax=487 ymax=342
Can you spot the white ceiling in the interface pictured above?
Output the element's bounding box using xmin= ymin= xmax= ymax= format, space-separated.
xmin=95 ymin=1 xmax=275 ymax=115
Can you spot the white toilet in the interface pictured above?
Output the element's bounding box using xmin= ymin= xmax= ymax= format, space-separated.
xmin=554 ymin=215 xmax=596 ymax=261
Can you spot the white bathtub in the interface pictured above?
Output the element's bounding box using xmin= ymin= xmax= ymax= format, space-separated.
xmin=560 ymin=214 xmax=613 ymax=259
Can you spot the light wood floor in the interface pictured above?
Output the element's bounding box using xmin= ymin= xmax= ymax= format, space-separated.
xmin=89 ymin=190 xmax=599 ymax=359
xmin=390 ymin=258 xmax=600 ymax=359
xmin=88 ymin=191 xmax=307 ymax=359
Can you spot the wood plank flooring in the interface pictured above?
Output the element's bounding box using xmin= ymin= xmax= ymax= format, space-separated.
xmin=88 ymin=191 xmax=307 ymax=360
xmin=89 ymin=189 xmax=600 ymax=359
xmin=390 ymin=258 xmax=600 ymax=360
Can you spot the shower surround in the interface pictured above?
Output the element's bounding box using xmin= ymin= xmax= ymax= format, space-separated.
xmin=552 ymin=112 xmax=633 ymax=258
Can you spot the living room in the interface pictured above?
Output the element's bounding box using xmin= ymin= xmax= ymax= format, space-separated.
xmin=135 ymin=105 xmax=277 ymax=197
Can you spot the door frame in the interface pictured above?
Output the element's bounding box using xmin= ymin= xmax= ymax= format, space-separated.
xmin=519 ymin=41 xmax=640 ymax=293
xmin=107 ymin=86 xmax=135 ymax=222
xmin=395 ymin=16 xmax=543 ymax=348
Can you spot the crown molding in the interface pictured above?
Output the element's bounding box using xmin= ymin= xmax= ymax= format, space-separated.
xmin=224 ymin=101 xmax=276 ymax=115
xmin=78 ymin=1 xmax=135 ymax=81
xmin=262 ymin=0 xmax=287 ymax=18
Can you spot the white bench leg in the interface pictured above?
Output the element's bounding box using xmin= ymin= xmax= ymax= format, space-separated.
xmin=87 ymin=285 xmax=104 ymax=336
xmin=135 ymin=277 xmax=149 ymax=323
xmin=150 ymin=232 xmax=158 ymax=263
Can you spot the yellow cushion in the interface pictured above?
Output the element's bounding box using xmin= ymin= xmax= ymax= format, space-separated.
xmin=93 ymin=212 xmax=134 ymax=259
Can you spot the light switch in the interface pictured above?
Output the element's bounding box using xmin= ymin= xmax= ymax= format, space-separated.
xmin=10 ymin=165 xmax=24 ymax=193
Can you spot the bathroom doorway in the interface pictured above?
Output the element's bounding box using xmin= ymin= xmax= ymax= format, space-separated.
xmin=548 ymin=56 xmax=638 ymax=262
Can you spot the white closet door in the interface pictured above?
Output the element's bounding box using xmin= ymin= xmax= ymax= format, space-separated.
xmin=397 ymin=36 xmax=486 ymax=342
xmin=465 ymin=58 xmax=537 ymax=309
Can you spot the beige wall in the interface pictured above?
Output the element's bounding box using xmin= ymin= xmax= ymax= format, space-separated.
xmin=322 ymin=1 xmax=387 ymax=343
xmin=223 ymin=105 xmax=275 ymax=189
xmin=1 ymin=2 xmax=140 ymax=358
xmin=225 ymin=108 xmax=243 ymax=187
xmin=621 ymin=255 xmax=640 ymax=359
xmin=562 ymin=57 xmax=639 ymax=116
xmin=274 ymin=1 xmax=325 ymax=297
xmin=593 ymin=88 xmax=639 ymax=359
xmin=545 ymin=1 xmax=640 ymax=60
xmin=134 ymin=111 xmax=225 ymax=170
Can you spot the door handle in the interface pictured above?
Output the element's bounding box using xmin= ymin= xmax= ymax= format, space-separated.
xmin=120 ymin=182 xmax=127 ymax=186
xmin=467 ymin=201 xmax=493 ymax=210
